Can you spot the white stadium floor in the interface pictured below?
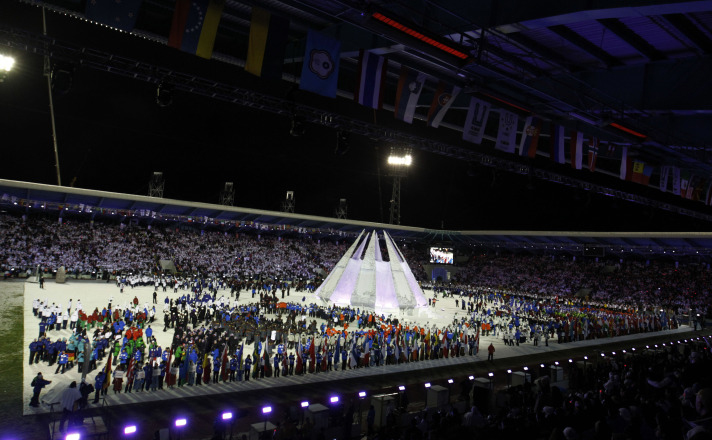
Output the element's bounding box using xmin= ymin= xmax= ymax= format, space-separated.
xmin=22 ymin=279 xmax=693 ymax=416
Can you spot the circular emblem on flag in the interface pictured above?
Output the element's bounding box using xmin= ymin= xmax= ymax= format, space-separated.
xmin=438 ymin=93 xmax=452 ymax=106
xmin=525 ymin=125 xmax=538 ymax=136
xmin=308 ymin=49 xmax=335 ymax=79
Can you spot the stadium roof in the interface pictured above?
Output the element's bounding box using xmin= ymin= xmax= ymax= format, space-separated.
xmin=4 ymin=178 xmax=712 ymax=258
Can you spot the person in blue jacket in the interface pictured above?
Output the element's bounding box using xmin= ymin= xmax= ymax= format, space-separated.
xmin=55 ymin=351 xmax=69 ymax=374
xmin=29 ymin=372 xmax=51 ymax=407
xmin=93 ymin=370 xmax=106 ymax=403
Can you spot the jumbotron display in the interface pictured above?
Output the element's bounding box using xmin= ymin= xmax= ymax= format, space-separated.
xmin=429 ymin=247 xmax=453 ymax=264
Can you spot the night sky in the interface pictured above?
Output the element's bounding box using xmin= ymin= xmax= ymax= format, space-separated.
xmin=1 ymin=1 xmax=710 ymax=232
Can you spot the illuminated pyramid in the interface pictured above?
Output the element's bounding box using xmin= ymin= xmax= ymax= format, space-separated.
xmin=315 ymin=230 xmax=428 ymax=312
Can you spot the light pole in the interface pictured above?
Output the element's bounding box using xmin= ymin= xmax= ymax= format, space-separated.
xmin=386 ymin=148 xmax=412 ymax=225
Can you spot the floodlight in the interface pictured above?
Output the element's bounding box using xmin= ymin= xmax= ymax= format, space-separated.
xmin=568 ymin=359 xmax=573 ymax=363
xmin=632 ymin=348 xmax=636 ymax=351
xmin=175 ymin=419 xmax=187 ymax=427
xmin=554 ymin=361 xmax=559 ymax=366
xmin=447 ymin=379 xmax=454 ymax=384
xmin=398 ymin=385 xmax=405 ymax=391
xmin=523 ymin=366 xmax=529 ymax=371
xmin=612 ymin=352 xmax=616 ymax=355
xmin=540 ymin=364 xmax=545 ymax=368
xmin=301 ymin=401 xmax=309 ymax=408
xmin=330 ymin=396 xmax=339 ymax=403
xmin=424 ymin=383 xmax=431 ymax=388
xmin=488 ymin=372 xmax=494 ymax=377
xmin=262 ymin=406 xmax=272 ymax=414
xmin=655 ymin=345 xmax=658 ymax=348
xmin=506 ymin=369 xmax=512 ymax=374
xmin=358 ymin=391 xmax=366 ymax=398
xmin=468 ymin=376 xmax=474 ymax=380
xmin=584 ymin=356 xmax=588 ymax=360
xmin=387 ymin=154 xmax=413 ymax=166
xmin=222 ymin=412 xmax=233 ymax=421
xmin=124 ymin=425 xmax=137 ymax=434
xmin=66 ymin=434 xmax=80 ymax=440
xmin=0 ymin=55 xmax=14 ymax=72
xmin=646 ymin=346 xmax=649 ymax=349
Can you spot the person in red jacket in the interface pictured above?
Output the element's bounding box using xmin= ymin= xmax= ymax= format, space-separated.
xmin=487 ymin=343 xmax=495 ymax=362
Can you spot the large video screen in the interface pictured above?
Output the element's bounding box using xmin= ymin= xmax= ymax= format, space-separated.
xmin=429 ymin=247 xmax=454 ymax=264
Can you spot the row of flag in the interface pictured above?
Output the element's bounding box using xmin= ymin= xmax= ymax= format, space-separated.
xmin=84 ymin=2 xmax=712 ymax=205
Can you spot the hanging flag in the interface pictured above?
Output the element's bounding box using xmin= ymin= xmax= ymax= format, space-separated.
xmin=462 ymin=98 xmax=490 ymax=144
xmin=659 ymin=166 xmax=671 ymax=192
xmin=686 ymin=175 xmax=703 ymax=200
xmin=570 ymin=131 xmax=583 ymax=170
xmin=427 ymin=82 xmax=460 ymax=128
xmin=169 ymin=0 xmax=225 ymax=59
xmin=599 ymin=142 xmax=621 ymax=159
xmin=495 ymin=110 xmax=518 ymax=154
xmin=631 ymin=161 xmax=654 ymax=185
xmin=672 ymin=167 xmax=681 ymax=196
xmin=619 ymin=147 xmax=633 ymax=180
xmin=393 ymin=66 xmax=425 ymax=124
xmin=245 ymin=7 xmax=289 ymax=79
xmin=519 ymin=116 xmax=542 ymax=158
xmin=300 ymin=30 xmax=340 ymax=98
xmin=705 ymin=181 xmax=712 ymax=205
xmin=354 ymin=50 xmax=387 ymax=109
xmin=550 ymin=124 xmax=565 ymax=164
xmin=85 ymin=0 xmax=143 ymax=31
xmin=587 ymin=137 xmax=599 ymax=172
xmin=680 ymin=170 xmax=691 ymax=197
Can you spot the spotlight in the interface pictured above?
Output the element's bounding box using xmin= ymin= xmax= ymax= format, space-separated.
xmin=612 ymin=352 xmax=616 ymax=355
xmin=646 ymin=346 xmax=650 ymax=349
xmin=488 ymin=372 xmax=494 ymax=377
xmin=124 ymin=425 xmax=137 ymax=434
xmin=222 ymin=412 xmax=233 ymax=421
xmin=540 ymin=364 xmax=545 ymax=368
xmin=584 ymin=356 xmax=588 ymax=360
xmin=398 ymin=386 xmax=405 ymax=391
xmin=506 ymin=369 xmax=512 ymax=374
xmin=66 ymin=434 xmax=80 ymax=440
xmin=424 ymin=383 xmax=431 ymax=388
xmin=358 ymin=391 xmax=366 ymax=398
xmin=0 ymin=54 xmax=14 ymax=72
xmin=468 ymin=376 xmax=474 ymax=380
xmin=447 ymin=379 xmax=454 ymax=384
xmin=156 ymin=82 xmax=174 ymax=107
xmin=301 ymin=401 xmax=309 ymax=408
xmin=262 ymin=406 xmax=272 ymax=414
xmin=622 ymin=350 xmax=626 ymax=353
xmin=568 ymin=359 xmax=573 ymax=363
xmin=601 ymin=353 xmax=605 ymax=357
xmin=523 ymin=366 xmax=529 ymax=371
xmin=330 ymin=396 xmax=339 ymax=403
xmin=175 ymin=418 xmax=187 ymax=427
xmin=554 ymin=361 xmax=559 ymax=366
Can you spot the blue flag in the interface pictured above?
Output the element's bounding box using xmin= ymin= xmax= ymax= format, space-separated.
xmin=300 ymin=30 xmax=340 ymax=98
xmin=85 ymin=0 xmax=143 ymax=31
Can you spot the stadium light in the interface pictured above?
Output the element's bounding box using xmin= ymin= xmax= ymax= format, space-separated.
xmin=262 ymin=406 xmax=272 ymax=414
xmin=398 ymin=385 xmax=405 ymax=391
xmin=358 ymin=391 xmax=366 ymax=398
xmin=488 ymin=372 xmax=494 ymax=377
xmin=330 ymin=396 xmax=339 ymax=403
xmin=554 ymin=361 xmax=559 ymax=366
xmin=124 ymin=425 xmax=137 ymax=435
xmin=387 ymin=154 xmax=412 ymax=166
xmin=66 ymin=434 xmax=80 ymax=440
xmin=222 ymin=412 xmax=233 ymax=421
xmin=468 ymin=375 xmax=474 ymax=380
xmin=301 ymin=401 xmax=309 ymax=408
xmin=506 ymin=369 xmax=512 ymax=374
xmin=0 ymin=55 xmax=14 ymax=72
xmin=424 ymin=383 xmax=431 ymax=388
xmin=540 ymin=364 xmax=545 ymax=368
xmin=523 ymin=366 xmax=529 ymax=371
xmin=447 ymin=379 xmax=454 ymax=384
xmin=175 ymin=418 xmax=187 ymax=427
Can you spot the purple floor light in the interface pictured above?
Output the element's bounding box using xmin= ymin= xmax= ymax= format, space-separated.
xmin=358 ymin=392 xmax=366 ymax=398
xmin=424 ymin=383 xmax=431 ymax=388
xmin=175 ymin=418 xmax=187 ymax=427
xmin=447 ymin=379 xmax=453 ymax=384
xmin=65 ymin=434 xmax=80 ymax=440
xmin=398 ymin=386 xmax=405 ymax=391
xmin=222 ymin=412 xmax=233 ymax=421
xmin=262 ymin=406 xmax=272 ymax=414
xmin=330 ymin=396 xmax=339 ymax=403
xmin=301 ymin=401 xmax=309 ymax=408
xmin=124 ymin=425 xmax=137 ymax=435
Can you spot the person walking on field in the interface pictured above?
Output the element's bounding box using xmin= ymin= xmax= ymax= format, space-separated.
xmin=487 ymin=343 xmax=495 ymax=362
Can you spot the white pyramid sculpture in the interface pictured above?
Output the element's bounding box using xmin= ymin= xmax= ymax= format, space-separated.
xmin=315 ymin=230 xmax=428 ymax=312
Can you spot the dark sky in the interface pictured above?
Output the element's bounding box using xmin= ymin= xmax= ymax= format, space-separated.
xmin=1 ymin=1 xmax=710 ymax=232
